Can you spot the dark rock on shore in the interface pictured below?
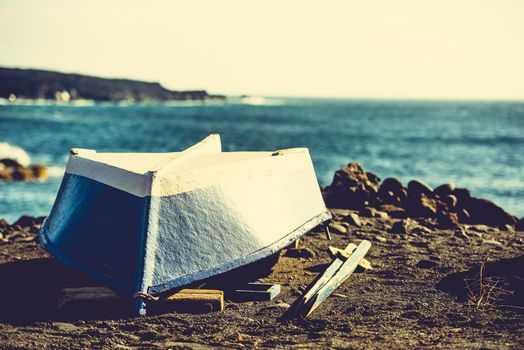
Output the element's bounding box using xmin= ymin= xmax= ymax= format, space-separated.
xmin=0 ymin=215 xmax=44 ymax=244
xmin=322 ymin=162 xmax=380 ymax=210
xmin=461 ymin=197 xmax=517 ymax=228
xmin=0 ymin=67 xmax=225 ymax=102
xmin=323 ymin=162 xmax=519 ymax=230
xmin=0 ymin=158 xmax=48 ymax=182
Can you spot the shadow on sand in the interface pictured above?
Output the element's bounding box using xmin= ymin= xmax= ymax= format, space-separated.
xmin=0 ymin=252 xmax=281 ymax=324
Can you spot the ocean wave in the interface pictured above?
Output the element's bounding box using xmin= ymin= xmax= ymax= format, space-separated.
xmin=238 ymin=96 xmax=284 ymax=106
xmin=0 ymin=142 xmax=31 ymax=166
xmin=46 ymin=166 xmax=66 ymax=177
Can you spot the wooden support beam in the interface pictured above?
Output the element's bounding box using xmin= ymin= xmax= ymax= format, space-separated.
xmin=162 ymin=289 xmax=224 ymax=313
xmin=303 ymin=240 xmax=371 ymax=317
xmin=283 ymin=243 xmax=357 ymax=319
xmin=328 ymin=246 xmax=373 ymax=270
xmin=229 ymin=283 xmax=281 ymax=302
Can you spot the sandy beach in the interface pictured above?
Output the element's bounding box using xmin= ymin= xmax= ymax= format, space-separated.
xmin=1 ymin=164 xmax=523 ymax=349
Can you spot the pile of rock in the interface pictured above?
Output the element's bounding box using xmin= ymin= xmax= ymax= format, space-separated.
xmin=0 ymin=215 xmax=45 ymax=244
xmin=323 ymin=162 xmax=521 ymax=230
xmin=0 ymin=159 xmax=47 ymax=182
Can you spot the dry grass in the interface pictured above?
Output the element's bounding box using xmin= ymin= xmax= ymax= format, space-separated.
xmin=464 ymin=261 xmax=513 ymax=310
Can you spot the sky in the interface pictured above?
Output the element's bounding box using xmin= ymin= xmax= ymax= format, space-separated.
xmin=0 ymin=0 xmax=523 ymax=99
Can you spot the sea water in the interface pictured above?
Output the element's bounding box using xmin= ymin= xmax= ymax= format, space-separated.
xmin=0 ymin=97 xmax=523 ymax=222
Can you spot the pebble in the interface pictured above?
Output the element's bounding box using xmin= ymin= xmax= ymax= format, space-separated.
xmin=434 ymin=183 xmax=456 ymax=196
xmin=329 ymin=222 xmax=347 ymax=234
xmin=53 ymin=322 xmax=80 ymax=333
xmin=482 ymin=238 xmax=503 ymax=247
xmin=391 ymin=220 xmax=409 ymax=234
xmin=407 ymin=180 xmax=434 ymax=197
xmin=416 ymin=260 xmax=439 ymax=269
xmin=345 ymin=213 xmax=362 ymax=227
xmin=374 ymin=235 xmax=387 ymax=242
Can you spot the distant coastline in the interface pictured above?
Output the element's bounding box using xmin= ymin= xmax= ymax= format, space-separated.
xmin=0 ymin=67 xmax=225 ymax=102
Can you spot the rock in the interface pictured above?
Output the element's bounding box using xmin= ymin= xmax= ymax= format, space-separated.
xmin=458 ymin=208 xmax=470 ymax=222
xmin=360 ymin=207 xmax=376 ymax=217
xmin=379 ymin=178 xmax=407 ymax=207
xmin=285 ymin=248 xmax=315 ymax=258
xmin=374 ymin=235 xmax=387 ymax=242
xmin=379 ymin=204 xmax=406 ymax=219
xmin=30 ymin=164 xmax=48 ymax=180
xmin=345 ymin=212 xmax=362 ymax=227
xmin=0 ymin=159 xmax=22 ymax=168
xmin=13 ymin=215 xmax=36 ymax=228
xmin=407 ymin=180 xmax=433 ymax=197
xmin=437 ymin=211 xmax=459 ymax=229
xmin=462 ymin=197 xmax=516 ymax=227
xmin=391 ymin=220 xmax=410 ymax=234
xmin=366 ymin=172 xmax=381 ymax=186
xmin=0 ymin=219 xmax=8 ymax=229
xmin=0 ymin=159 xmax=48 ymax=182
xmin=374 ymin=210 xmax=389 ymax=220
xmin=416 ymin=260 xmax=438 ymax=269
xmin=53 ymin=322 xmax=81 ymax=333
xmin=406 ymin=193 xmax=441 ymax=218
xmin=11 ymin=167 xmax=34 ymax=181
xmin=515 ymin=218 xmax=524 ymax=231
xmin=322 ymin=162 xmax=380 ymax=209
xmin=434 ymin=183 xmax=455 ymax=197
xmin=453 ymin=188 xmax=471 ymax=202
xmin=443 ymin=194 xmax=457 ymax=208
xmin=328 ymin=222 xmax=347 ymax=234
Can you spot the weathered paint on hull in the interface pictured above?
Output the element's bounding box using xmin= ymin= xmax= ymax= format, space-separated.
xmin=40 ymin=135 xmax=331 ymax=314
xmin=40 ymin=173 xmax=330 ymax=314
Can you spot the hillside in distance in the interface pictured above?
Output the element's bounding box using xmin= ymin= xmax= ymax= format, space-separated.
xmin=0 ymin=67 xmax=225 ymax=102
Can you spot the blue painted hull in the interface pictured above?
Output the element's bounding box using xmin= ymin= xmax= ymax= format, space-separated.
xmin=41 ymin=172 xmax=330 ymax=314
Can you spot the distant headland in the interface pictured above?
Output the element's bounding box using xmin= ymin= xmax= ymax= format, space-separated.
xmin=0 ymin=67 xmax=225 ymax=102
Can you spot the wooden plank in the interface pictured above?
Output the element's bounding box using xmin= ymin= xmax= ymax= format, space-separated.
xmin=328 ymin=246 xmax=373 ymax=270
xmin=230 ymin=283 xmax=281 ymax=301
xmin=163 ymin=289 xmax=224 ymax=312
xmin=283 ymin=243 xmax=357 ymax=319
xmin=303 ymin=240 xmax=371 ymax=317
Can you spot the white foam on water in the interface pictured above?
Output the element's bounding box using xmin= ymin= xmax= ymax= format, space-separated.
xmin=0 ymin=142 xmax=31 ymax=166
xmin=46 ymin=166 xmax=66 ymax=177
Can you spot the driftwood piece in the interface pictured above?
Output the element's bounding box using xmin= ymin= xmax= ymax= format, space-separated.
xmin=56 ymin=287 xmax=131 ymax=318
xmin=283 ymin=243 xmax=357 ymax=319
xmin=303 ymin=240 xmax=371 ymax=316
xmin=229 ymin=283 xmax=281 ymax=302
xmin=328 ymin=246 xmax=373 ymax=270
xmin=161 ymin=289 xmax=224 ymax=313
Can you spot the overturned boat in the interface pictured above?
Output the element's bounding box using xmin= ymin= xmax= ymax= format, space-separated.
xmin=39 ymin=135 xmax=330 ymax=314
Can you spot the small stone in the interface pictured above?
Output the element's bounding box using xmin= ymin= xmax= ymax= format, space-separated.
xmin=434 ymin=183 xmax=456 ymax=197
xmin=391 ymin=220 xmax=409 ymax=234
xmin=443 ymin=195 xmax=458 ymax=208
xmin=416 ymin=260 xmax=438 ymax=269
xmin=514 ymin=217 xmax=524 ymax=231
xmin=374 ymin=235 xmax=387 ymax=242
xmin=329 ymin=222 xmax=347 ymax=234
xmin=483 ymin=238 xmax=503 ymax=247
xmin=454 ymin=227 xmax=469 ymax=239
xmin=13 ymin=215 xmax=36 ymax=228
xmin=345 ymin=213 xmax=362 ymax=227
xmin=374 ymin=210 xmax=389 ymax=220
xmin=407 ymin=180 xmax=433 ymax=197
xmin=437 ymin=211 xmax=459 ymax=229
xmin=53 ymin=322 xmax=80 ymax=333
xmin=0 ymin=219 xmax=9 ymax=229
xmin=359 ymin=207 xmax=376 ymax=218
xmin=453 ymin=188 xmax=471 ymax=202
